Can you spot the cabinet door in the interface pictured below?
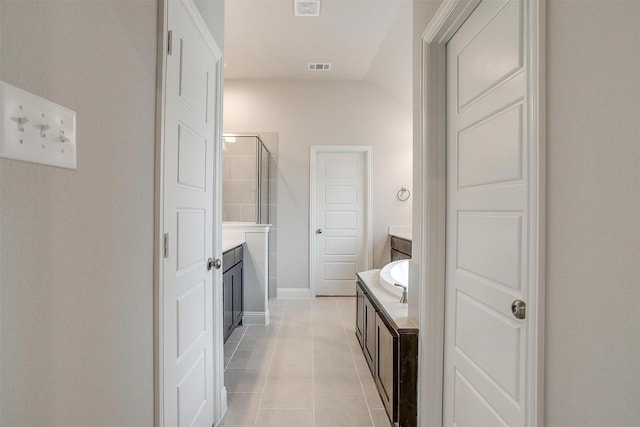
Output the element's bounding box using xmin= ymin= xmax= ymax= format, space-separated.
xmin=376 ymin=313 xmax=397 ymax=420
xmin=223 ymin=270 xmax=234 ymax=341
xmin=391 ymin=248 xmax=411 ymax=261
xmin=355 ymin=283 xmax=365 ymax=347
xmin=233 ymin=261 xmax=243 ymax=326
xmin=364 ymin=296 xmax=377 ymax=374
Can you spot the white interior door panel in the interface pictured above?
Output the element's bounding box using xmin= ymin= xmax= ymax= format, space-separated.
xmin=314 ymin=151 xmax=366 ymax=296
xmin=161 ymin=1 xmax=222 ymax=425
xmin=444 ymin=1 xmax=533 ymax=426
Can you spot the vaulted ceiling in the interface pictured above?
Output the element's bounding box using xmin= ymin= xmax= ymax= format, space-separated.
xmin=224 ymin=0 xmax=413 ymax=106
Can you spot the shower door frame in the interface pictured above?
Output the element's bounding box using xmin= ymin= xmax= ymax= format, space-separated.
xmin=255 ymin=136 xmax=271 ymax=224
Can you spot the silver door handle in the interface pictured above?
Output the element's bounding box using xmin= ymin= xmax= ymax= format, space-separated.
xmin=511 ymin=300 xmax=526 ymax=319
xmin=316 ymin=229 xmax=323 ymax=234
xmin=208 ymin=258 xmax=222 ymax=271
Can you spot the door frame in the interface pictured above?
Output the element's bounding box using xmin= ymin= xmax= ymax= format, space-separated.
xmin=416 ymin=0 xmax=545 ymax=425
xmin=309 ymin=146 xmax=373 ymax=297
xmin=154 ymin=0 xmax=226 ymax=425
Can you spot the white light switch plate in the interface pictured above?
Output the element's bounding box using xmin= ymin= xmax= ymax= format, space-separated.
xmin=0 ymin=81 xmax=77 ymax=169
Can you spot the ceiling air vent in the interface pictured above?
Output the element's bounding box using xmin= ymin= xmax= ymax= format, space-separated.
xmin=295 ymin=0 xmax=321 ymax=17
xmin=308 ymin=63 xmax=331 ymax=71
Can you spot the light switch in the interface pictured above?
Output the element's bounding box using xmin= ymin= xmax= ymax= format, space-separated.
xmin=0 ymin=81 xmax=77 ymax=170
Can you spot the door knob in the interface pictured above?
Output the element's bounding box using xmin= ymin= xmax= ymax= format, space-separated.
xmin=511 ymin=300 xmax=526 ymax=320
xmin=316 ymin=229 xmax=323 ymax=234
xmin=208 ymin=258 xmax=222 ymax=271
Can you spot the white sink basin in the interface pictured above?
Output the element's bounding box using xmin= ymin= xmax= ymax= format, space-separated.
xmin=378 ymin=259 xmax=409 ymax=296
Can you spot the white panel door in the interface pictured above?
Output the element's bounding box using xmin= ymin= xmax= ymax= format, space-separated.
xmin=162 ymin=1 xmax=221 ymax=426
xmin=444 ymin=0 xmax=533 ymax=426
xmin=314 ymin=151 xmax=366 ymax=295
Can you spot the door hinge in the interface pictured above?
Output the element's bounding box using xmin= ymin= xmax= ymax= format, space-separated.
xmin=163 ymin=233 xmax=169 ymax=258
xmin=167 ymin=30 xmax=173 ymax=55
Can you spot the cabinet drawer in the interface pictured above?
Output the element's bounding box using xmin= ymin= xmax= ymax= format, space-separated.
xmin=390 ymin=236 xmax=412 ymax=257
xmin=234 ymin=245 xmax=243 ymax=265
xmin=223 ymin=250 xmax=235 ymax=273
xmin=223 ymin=244 xmax=244 ymax=272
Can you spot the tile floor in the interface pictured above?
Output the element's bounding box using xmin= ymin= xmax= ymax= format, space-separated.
xmin=221 ymin=297 xmax=393 ymax=427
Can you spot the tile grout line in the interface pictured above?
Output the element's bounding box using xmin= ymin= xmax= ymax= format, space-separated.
xmin=336 ymin=298 xmax=376 ymax=427
xmin=225 ymin=325 xmax=249 ymax=371
xmin=251 ymin=299 xmax=286 ymax=426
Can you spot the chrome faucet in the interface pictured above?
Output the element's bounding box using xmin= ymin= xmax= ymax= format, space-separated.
xmin=393 ymin=283 xmax=408 ymax=304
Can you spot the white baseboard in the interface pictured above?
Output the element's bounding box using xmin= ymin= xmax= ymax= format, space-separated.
xmin=218 ymin=386 xmax=228 ymax=425
xmin=277 ymin=288 xmax=312 ymax=299
xmin=242 ymin=311 xmax=269 ymax=325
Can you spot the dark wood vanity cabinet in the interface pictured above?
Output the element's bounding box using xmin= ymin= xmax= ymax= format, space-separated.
xmin=390 ymin=236 xmax=412 ymax=261
xmin=223 ymin=245 xmax=243 ymax=342
xmin=355 ymin=277 xmax=418 ymax=427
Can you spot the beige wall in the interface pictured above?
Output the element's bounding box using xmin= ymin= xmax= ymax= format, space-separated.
xmin=223 ymin=80 xmax=413 ymax=291
xmin=545 ymin=1 xmax=640 ymax=425
xmin=0 ymin=1 xmax=157 ymax=425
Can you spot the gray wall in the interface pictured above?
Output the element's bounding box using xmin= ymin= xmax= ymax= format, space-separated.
xmin=0 ymin=1 xmax=157 ymax=425
xmin=194 ymin=0 xmax=225 ymax=51
xmin=545 ymin=1 xmax=640 ymax=425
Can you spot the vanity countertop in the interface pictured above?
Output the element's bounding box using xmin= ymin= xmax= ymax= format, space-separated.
xmin=357 ymin=269 xmax=418 ymax=332
xmin=222 ymin=238 xmax=245 ymax=253
xmin=388 ymin=225 xmax=412 ymax=241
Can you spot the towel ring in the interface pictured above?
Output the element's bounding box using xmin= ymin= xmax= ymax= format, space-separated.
xmin=397 ymin=187 xmax=410 ymax=202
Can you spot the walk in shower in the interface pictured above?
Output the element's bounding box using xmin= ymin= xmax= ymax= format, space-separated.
xmin=222 ymin=134 xmax=274 ymax=224
xmin=223 ymin=133 xmax=278 ymax=296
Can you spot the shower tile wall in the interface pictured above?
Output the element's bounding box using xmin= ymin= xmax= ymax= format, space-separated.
xmin=223 ymin=133 xmax=279 ymax=299
xmin=223 ymin=137 xmax=257 ymax=222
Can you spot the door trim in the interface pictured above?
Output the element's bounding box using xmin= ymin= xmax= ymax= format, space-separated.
xmin=309 ymin=146 xmax=373 ymax=298
xmin=416 ymin=0 xmax=545 ymax=425
xmin=154 ymin=0 xmax=226 ymax=425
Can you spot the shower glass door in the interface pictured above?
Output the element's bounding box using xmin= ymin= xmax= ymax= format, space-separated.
xmin=222 ymin=134 xmax=271 ymax=224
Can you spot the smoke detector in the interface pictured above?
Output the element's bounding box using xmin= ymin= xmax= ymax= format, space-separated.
xmin=295 ymin=0 xmax=321 ymax=17
xmin=308 ymin=63 xmax=331 ymax=71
